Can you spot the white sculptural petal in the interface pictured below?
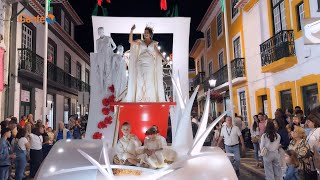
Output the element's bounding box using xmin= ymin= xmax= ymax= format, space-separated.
xmin=77 ymin=149 xmax=114 ymax=180
xmin=171 ymin=76 xmax=185 ymax=109
xmin=192 ymin=91 xmax=210 ymax=147
xmin=102 ymin=142 xmax=113 ymax=176
xmin=190 ymin=111 xmax=229 ymax=155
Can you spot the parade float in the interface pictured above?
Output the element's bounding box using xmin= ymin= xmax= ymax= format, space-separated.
xmin=36 ymin=17 xmax=237 ymax=180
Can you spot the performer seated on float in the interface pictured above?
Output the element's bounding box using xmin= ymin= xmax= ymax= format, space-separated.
xmin=137 ymin=127 xmax=176 ymax=169
xmin=113 ymin=122 xmax=142 ymax=166
xmin=151 ymin=125 xmax=177 ymax=164
xmin=151 ymin=125 xmax=167 ymax=146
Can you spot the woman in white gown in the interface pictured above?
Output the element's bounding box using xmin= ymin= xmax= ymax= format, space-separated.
xmin=125 ymin=25 xmax=165 ymax=102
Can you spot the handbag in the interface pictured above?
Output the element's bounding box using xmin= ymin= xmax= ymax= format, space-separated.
xmin=303 ymin=158 xmax=318 ymax=180
xmin=260 ymin=147 xmax=268 ymax=156
xmin=252 ymin=136 xmax=260 ymax=144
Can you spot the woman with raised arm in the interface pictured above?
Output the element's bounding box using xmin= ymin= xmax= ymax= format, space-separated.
xmin=126 ymin=24 xmax=166 ymax=102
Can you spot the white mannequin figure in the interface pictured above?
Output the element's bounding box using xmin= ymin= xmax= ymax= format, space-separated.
xmin=96 ymin=27 xmax=116 ymax=93
xmin=111 ymin=45 xmax=127 ymax=100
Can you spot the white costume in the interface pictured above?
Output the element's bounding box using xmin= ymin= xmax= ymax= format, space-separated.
xmin=125 ymin=40 xmax=165 ymax=102
xmin=116 ymin=135 xmax=142 ymax=161
xmin=96 ymin=35 xmax=116 ymax=93
xmin=111 ymin=46 xmax=127 ymax=100
xmin=138 ymin=135 xmax=176 ymax=168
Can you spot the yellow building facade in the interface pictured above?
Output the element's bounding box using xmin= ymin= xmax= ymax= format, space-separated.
xmin=190 ymin=0 xmax=320 ymax=126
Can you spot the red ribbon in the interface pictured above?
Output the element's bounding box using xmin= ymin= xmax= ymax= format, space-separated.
xmin=160 ymin=0 xmax=167 ymax=10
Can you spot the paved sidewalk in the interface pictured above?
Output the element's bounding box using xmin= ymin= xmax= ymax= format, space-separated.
xmin=240 ymin=149 xmax=265 ymax=179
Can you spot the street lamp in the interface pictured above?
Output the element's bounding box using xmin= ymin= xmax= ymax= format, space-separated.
xmin=208 ymin=78 xmax=217 ymax=118
xmin=166 ymin=56 xmax=170 ymax=61
xmin=162 ymin=52 xmax=166 ymax=57
xmin=209 ymin=79 xmax=217 ymax=88
xmin=158 ymin=46 xmax=161 ymax=50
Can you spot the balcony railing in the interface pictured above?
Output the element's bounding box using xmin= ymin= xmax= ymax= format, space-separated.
xmin=260 ymin=30 xmax=295 ymax=67
xmin=204 ymin=58 xmax=245 ymax=91
xmin=18 ymin=48 xmax=90 ymax=92
xmin=193 ymin=72 xmax=206 ymax=88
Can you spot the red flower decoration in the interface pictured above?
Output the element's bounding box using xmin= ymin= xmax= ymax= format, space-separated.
xmin=98 ymin=121 xmax=107 ymax=129
xmin=104 ymin=116 xmax=113 ymax=125
xmin=106 ymin=0 xmax=111 ymax=3
xmin=108 ymin=95 xmax=115 ymax=102
xmin=210 ymin=91 xmax=223 ymax=103
xmin=110 ymin=106 xmax=114 ymax=112
xmin=102 ymin=107 xmax=110 ymax=115
xmin=102 ymin=98 xmax=110 ymax=106
xmin=93 ymin=132 xmax=102 ymax=139
xmin=160 ymin=0 xmax=167 ymax=10
xmin=108 ymin=85 xmax=115 ymax=93
xmin=97 ymin=0 xmax=102 ymax=6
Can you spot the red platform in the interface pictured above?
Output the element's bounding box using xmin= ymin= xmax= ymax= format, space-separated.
xmin=110 ymin=102 xmax=176 ymax=141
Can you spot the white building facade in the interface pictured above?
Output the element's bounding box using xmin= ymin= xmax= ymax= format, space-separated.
xmin=7 ymin=0 xmax=90 ymax=129
xmin=242 ymin=0 xmax=320 ymax=118
xmin=0 ymin=0 xmax=12 ymax=120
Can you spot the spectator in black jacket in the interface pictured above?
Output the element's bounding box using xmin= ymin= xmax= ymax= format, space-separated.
xmin=42 ymin=136 xmax=53 ymax=160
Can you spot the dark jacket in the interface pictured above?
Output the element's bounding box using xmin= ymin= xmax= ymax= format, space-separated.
xmin=277 ymin=128 xmax=290 ymax=150
xmin=42 ymin=143 xmax=53 ymax=160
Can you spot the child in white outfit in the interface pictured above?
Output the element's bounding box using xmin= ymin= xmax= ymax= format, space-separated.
xmin=114 ymin=122 xmax=142 ymax=166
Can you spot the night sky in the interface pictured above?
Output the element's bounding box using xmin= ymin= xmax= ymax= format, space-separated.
xmin=68 ymin=0 xmax=212 ymax=69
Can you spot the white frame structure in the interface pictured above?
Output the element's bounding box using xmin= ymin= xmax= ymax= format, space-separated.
xmin=92 ymin=16 xmax=191 ymax=101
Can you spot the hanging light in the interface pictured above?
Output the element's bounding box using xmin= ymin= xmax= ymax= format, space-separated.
xmin=209 ymin=79 xmax=217 ymax=87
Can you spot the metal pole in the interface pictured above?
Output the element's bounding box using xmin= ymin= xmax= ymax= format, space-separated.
xmin=42 ymin=0 xmax=49 ymax=125
xmin=222 ymin=0 xmax=235 ymax=121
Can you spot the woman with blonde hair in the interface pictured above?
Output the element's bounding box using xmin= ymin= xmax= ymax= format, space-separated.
xmin=288 ymin=126 xmax=312 ymax=180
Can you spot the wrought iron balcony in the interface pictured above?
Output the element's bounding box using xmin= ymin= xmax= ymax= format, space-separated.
xmin=260 ymin=30 xmax=295 ymax=67
xmin=193 ymin=72 xmax=206 ymax=88
xmin=204 ymin=58 xmax=245 ymax=91
xmin=18 ymin=48 xmax=90 ymax=92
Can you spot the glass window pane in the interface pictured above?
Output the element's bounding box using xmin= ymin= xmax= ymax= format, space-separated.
xmin=239 ymin=91 xmax=248 ymax=127
xmin=280 ymin=90 xmax=293 ymax=111
xmin=280 ymin=2 xmax=286 ymax=30
xmin=217 ymin=13 xmax=223 ymax=36
xmin=22 ymin=24 xmax=33 ymax=50
xmin=232 ymin=0 xmax=239 ymax=18
xmin=219 ymin=52 xmax=224 ymax=69
xmin=302 ymin=84 xmax=319 ymax=116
